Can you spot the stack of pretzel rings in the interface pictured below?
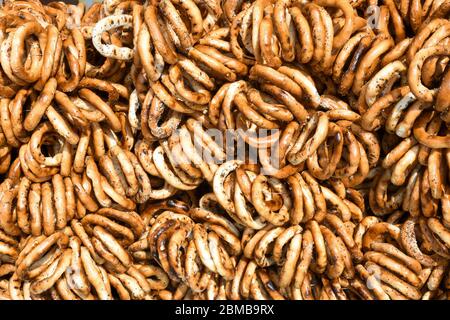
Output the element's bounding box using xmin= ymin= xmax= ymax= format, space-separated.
xmin=0 ymin=0 xmax=449 ymax=300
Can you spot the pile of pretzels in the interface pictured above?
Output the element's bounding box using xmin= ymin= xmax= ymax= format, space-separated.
xmin=0 ymin=0 xmax=449 ymax=300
